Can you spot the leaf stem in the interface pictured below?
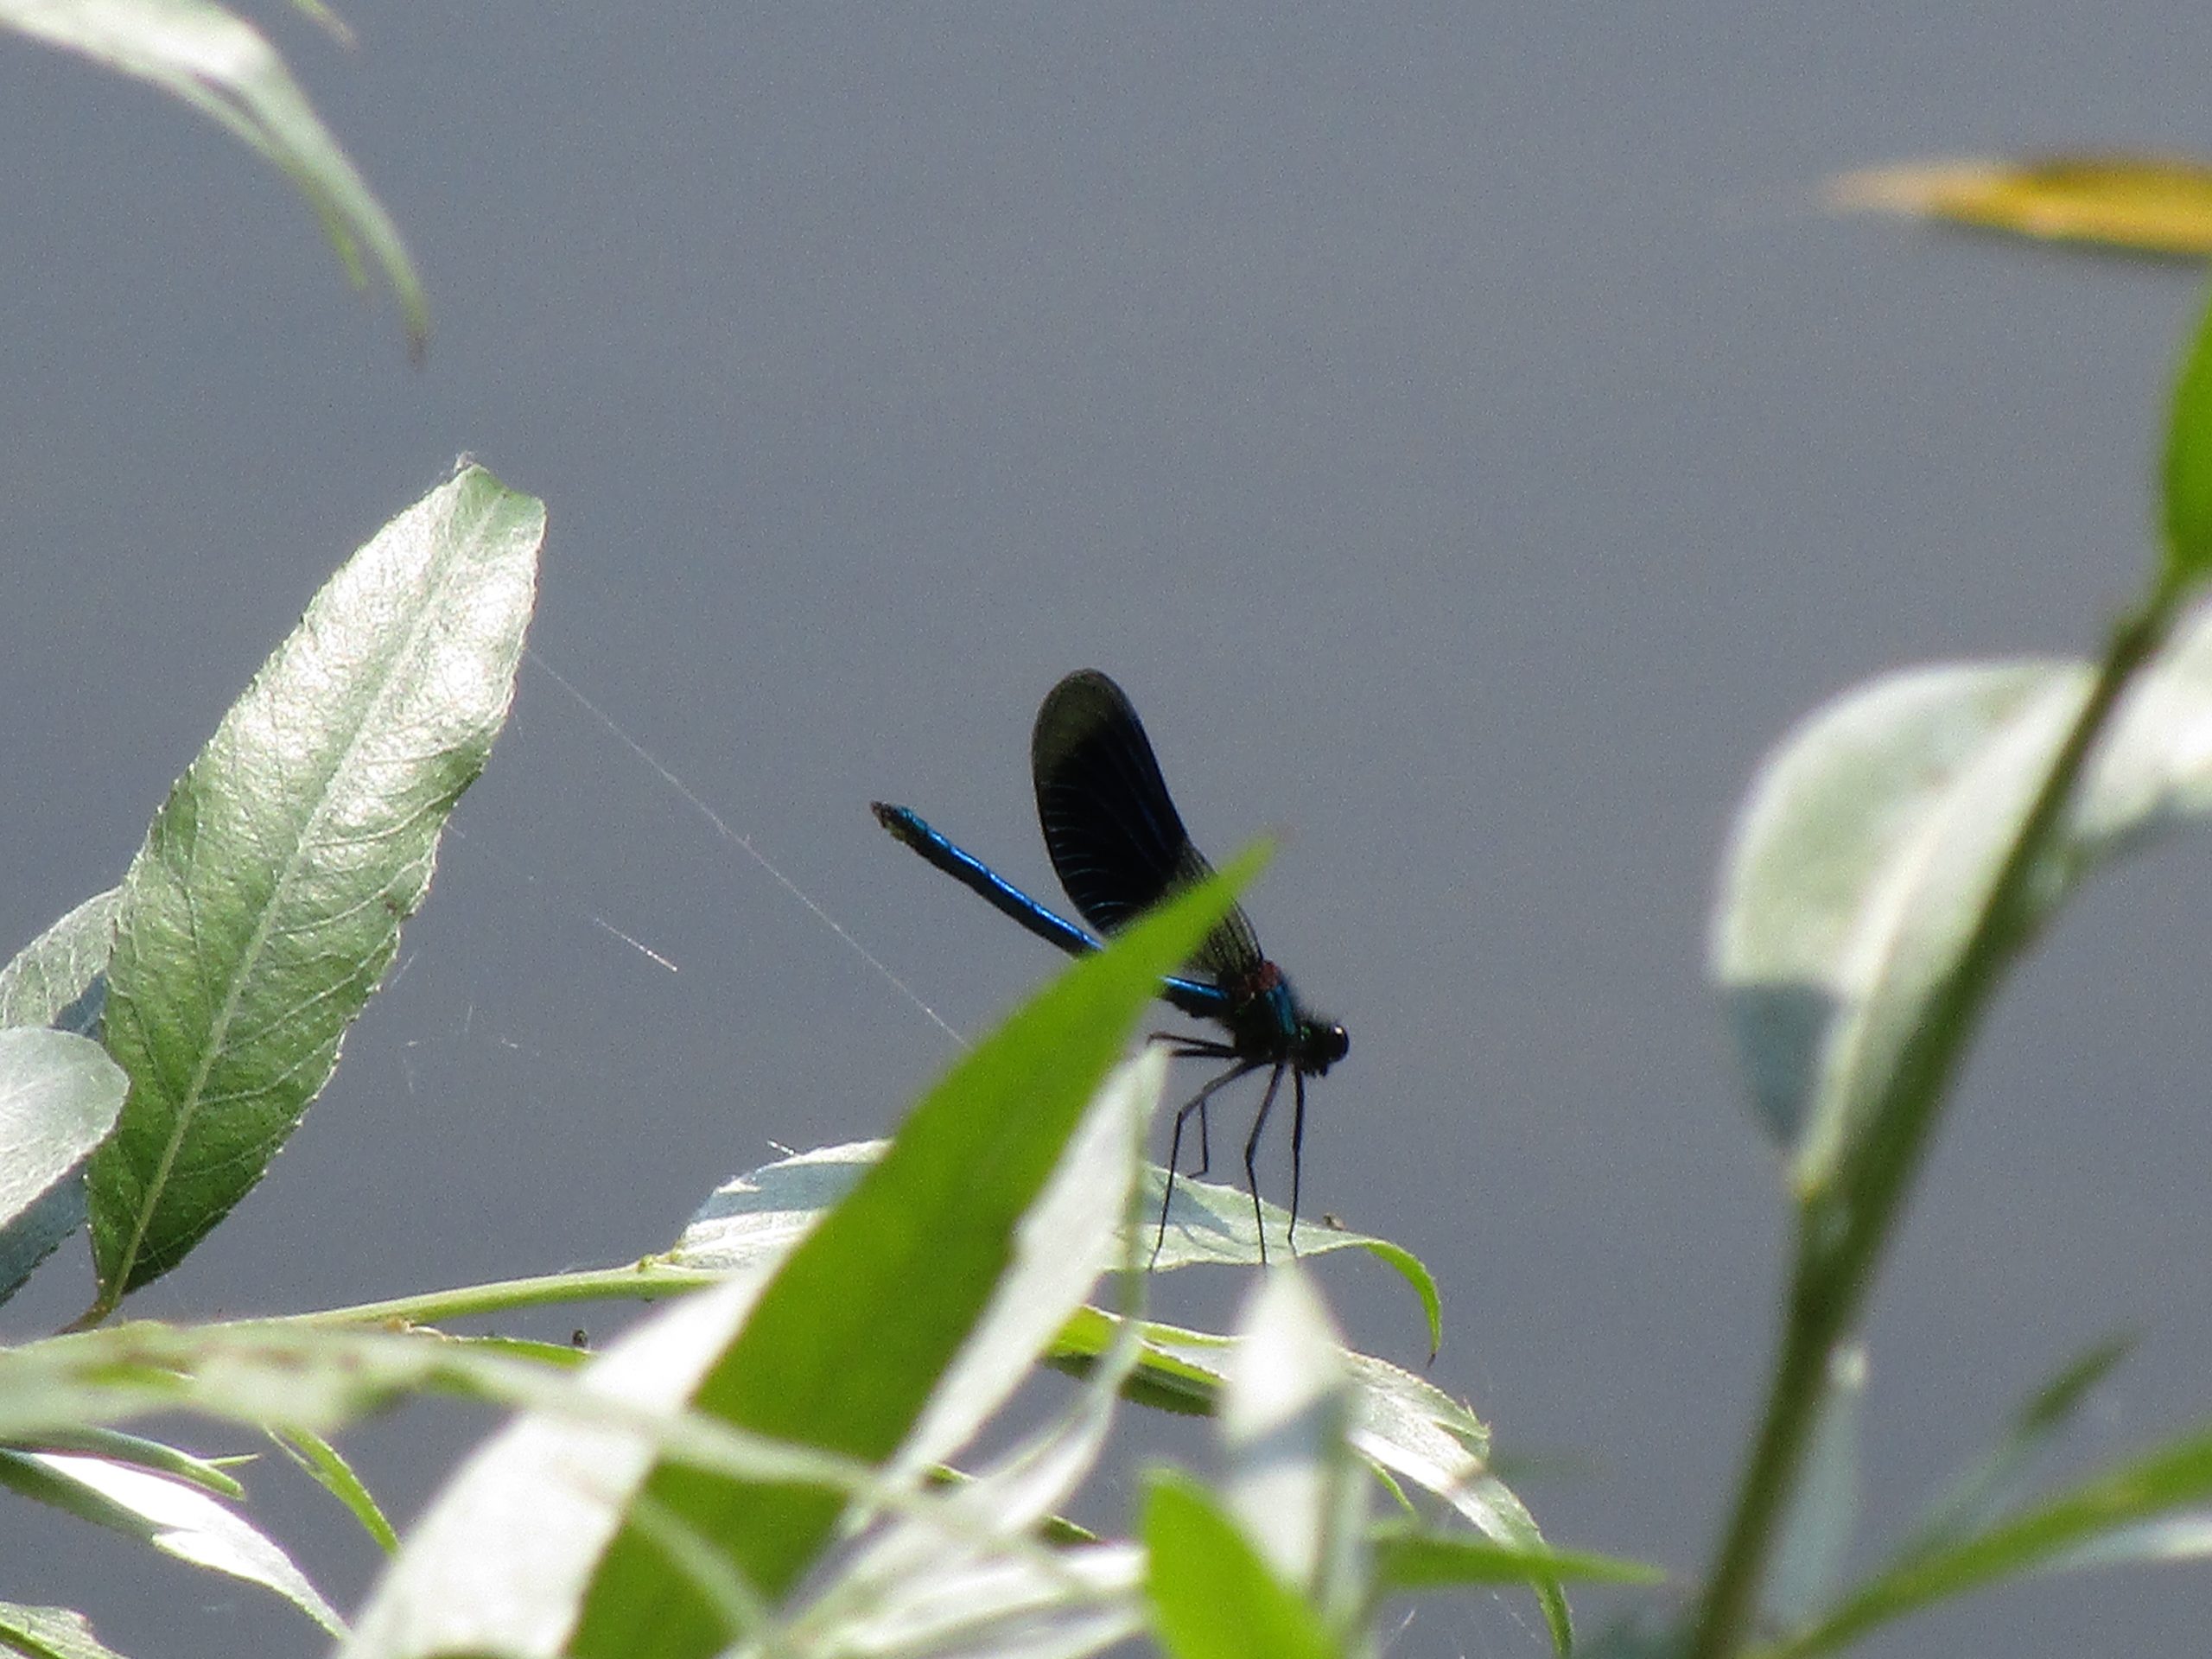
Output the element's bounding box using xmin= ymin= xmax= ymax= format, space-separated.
xmin=274 ymin=1258 xmax=722 ymax=1330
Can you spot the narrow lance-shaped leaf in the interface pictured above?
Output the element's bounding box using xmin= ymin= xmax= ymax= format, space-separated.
xmin=271 ymin=1426 xmax=399 ymax=1553
xmin=1756 ymin=1420 xmax=2212 ymax=1659
xmin=1222 ymin=1268 xmax=1366 ymax=1635
xmin=760 ymin=1057 xmax=1167 ymax=1659
xmin=1050 ymin=1308 xmax=1573 ymax=1654
xmin=567 ymin=863 xmax=1259 ymax=1659
xmin=0 ymin=0 xmax=429 ymax=353
xmin=86 ymin=467 xmax=543 ymax=1308
xmin=25 ymin=1426 xmax=243 ymax=1499
xmin=0 ymin=1449 xmax=343 ymax=1635
xmin=2165 ymin=279 xmax=2212 ymax=582
xmin=1144 ymin=1472 xmax=1343 ymax=1659
xmin=1895 ymin=1334 xmax=2133 ymax=1560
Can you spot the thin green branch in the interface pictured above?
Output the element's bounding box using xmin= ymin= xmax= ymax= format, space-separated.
xmin=275 ymin=1259 xmax=723 ymax=1330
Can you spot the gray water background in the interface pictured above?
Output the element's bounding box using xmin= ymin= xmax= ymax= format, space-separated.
xmin=5 ymin=7 xmax=2212 ymax=1656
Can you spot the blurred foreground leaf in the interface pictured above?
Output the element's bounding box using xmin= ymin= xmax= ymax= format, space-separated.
xmin=0 ymin=0 xmax=428 ymax=352
xmin=677 ymin=1143 xmax=1440 ymax=1354
xmin=0 ymin=1601 xmax=124 ymax=1659
xmin=564 ymin=870 xmax=1249 ymax=1658
xmin=1756 ymin=1421 xmax=2212 ymax=1659
xmin=1712 ymin=594 xmax=2212 ymax=1183
xmin=1053 ymin=1307 xmax=1571 ymax=1651
xmin=0 ymin=1448 xmax=342 ymax=1633
xmin=1369 ymin=1527 xmax=1660 ymax=1592
xmin=0 ymin=1028 xmax=126 ymax=1304
xmin=1222 ymin=1269 xmax=1365 ymax=1633
xmin=1145 ymin=1473 xmax=1341 ymax=1659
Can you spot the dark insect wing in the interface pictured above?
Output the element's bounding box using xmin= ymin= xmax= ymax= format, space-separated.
xmin=1030 ymin=669 xmax=1265 ymax=982
xmin=877 ymin=665 xmax=1348 ymax=1264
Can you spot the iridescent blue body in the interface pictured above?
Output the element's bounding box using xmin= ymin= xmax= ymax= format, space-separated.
xmin=872 ymin=669 xmax=1346 ymax=1262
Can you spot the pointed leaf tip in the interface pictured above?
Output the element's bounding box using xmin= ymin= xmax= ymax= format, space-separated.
xmin=2166 ymin=283 xmax=2212 ymax=584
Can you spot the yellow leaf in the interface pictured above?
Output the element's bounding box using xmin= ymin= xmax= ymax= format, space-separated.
xmin=1831 ymin=156 xmax=2212 ymax=257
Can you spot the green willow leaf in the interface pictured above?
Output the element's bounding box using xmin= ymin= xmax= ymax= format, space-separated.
xmin=1713 ymin=594 xmax=2212 ymax=1184
xmin=0 ymin=889 xmax=120 ymax=1033
xmin=1144 ymin=1472 xmax=1342 ymax=1659
xmin=0 ymin=0 xmax=428 ymax=353
xmin=1368 ymin=1527 xmax=1661 ymax=1591
xmin=1052 ymin=1308 xmax=1572 ymax=1653
xmin=0 ymin=1028 xmax=127 ymax=1305
xmin=0 ymin=1449 xmax=342 ymax=1634
xmin=1223 ymin=1268 xmax=1365 ymax=1632
xmin=676 ymin=1144 xmax=1442 ymax=1357
xmin=86 ymin=467 xmax=542 ymax=1309
xmin=569 ymin=865 xmax=1256 ymax=1659
xmin=763 ymin=1080 xmax=1160 ymax=1659
xmin=2166 ymin=280 xmax=2212 ymax=582
xmin=1757 ymin=1422 xmax=2212 ymax=1659
xmin=0 ymin=1601 xmax=126 ymax=1659
xmin=270 ymin=1427 xmax=398 ymax=1553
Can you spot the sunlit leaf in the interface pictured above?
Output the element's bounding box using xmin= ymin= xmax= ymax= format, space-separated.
xmin=0 ymin=1601 xmax=126 ymax=1659
xmin=0 ymin=1028 xmax=127 ymax=1304
xmin=1223 ymin=1268 xmax=1364 ymax=1630
xmin=1713 ymin=594 xmax=2212 ymax=1184
xmin=271 ymin=1427 xmax=397 ymax=1552
xmin=1052 ymin=1308 xmax=1572 ymax=1653
xmin=1142 ymin=1170 xmax=1443 ymax=1357
xmin=0 ymin=0 xmax=429 ymax=352
xmin=86 ymin=467 xmax=543 ymax=1307
xmin=1711 ymin=661 xmax=2079 ymax=1176
xmin=677 ymin=1146 xmax=1440 ymax=1356
xmin=572 ymin=870 xmax=1249 ymax=1658
xmin=338 ymin=1277 xmax=795 ymax=1659
xmin=0 ymin=1449 xmax=342 ymax=1634
xmin=893 ymin=1051 xmax=1164 ymax=1485
xmin=0 ymin=1032 xmax=126 ymax=1230
xmin=0 ymin=889 xmax=119 ymax=1033
xmin=768 ymin=1099 xmax=1159 ymax=1659
xmin=24 ymin=1425 xmax=243 ymax=1499
xmin=1145 ymin=1472 xmax=1342 ymax=1659
xmin=1832 ymin=156 xmax=2212 ymax=257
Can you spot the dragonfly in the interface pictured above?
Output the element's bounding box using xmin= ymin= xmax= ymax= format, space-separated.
xmin=872 ymin=668 xmax=1347 ymax=1262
